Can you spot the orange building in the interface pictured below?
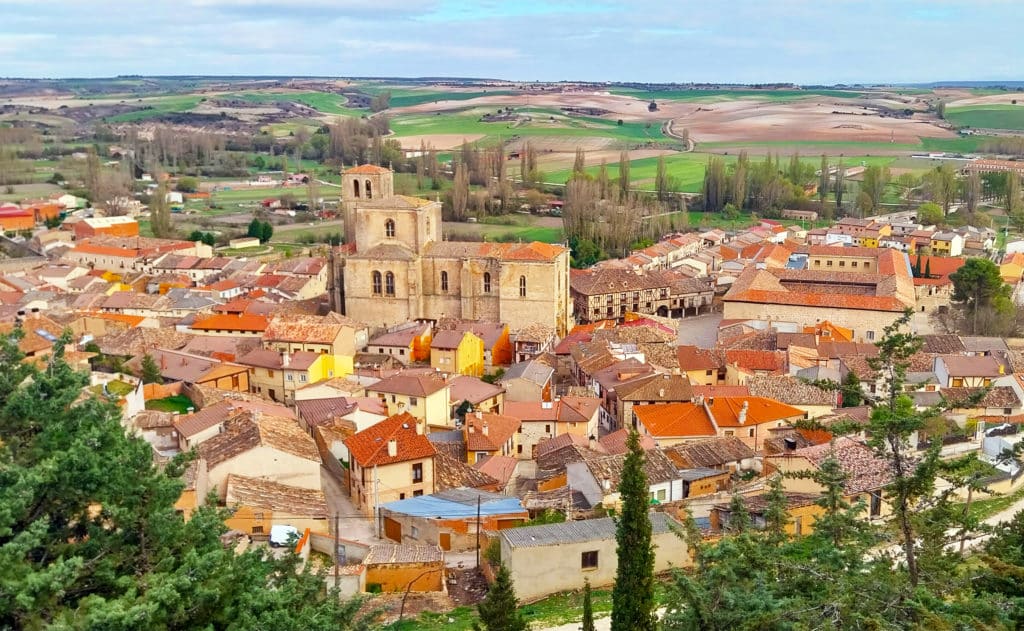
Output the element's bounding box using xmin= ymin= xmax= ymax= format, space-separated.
xmin=0 ymin=210 xmax=35 ymax=232
xmin=24 ymin=203 xmax=62 ymax=223
xmin=73 ymin=216 xmax=140 ymax=239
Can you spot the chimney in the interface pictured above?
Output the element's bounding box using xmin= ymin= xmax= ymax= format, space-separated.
xmin=658 ymin=388 xmax=665 ymax=398
xmin=589 ymin=434 xmax=598 ymax=450
xmin=693 ymin=394 xmax=704 ymax=406
xmin=387 ymin=439 xmax=397 ymax=458
xmin=282 ymin=351 xmax=290 ymax=367
xmin=415 ymin=421 xmax=423 ymax=435
xmin=784 ymin=436 xmax=797 ymax=451
xmin=738 ymin=400 xmax=749 ymax=425
xmin=482 ymin=422 xmax=489 ymax=436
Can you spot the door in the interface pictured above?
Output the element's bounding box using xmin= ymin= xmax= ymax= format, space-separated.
xmin=383 ymin=517 xmax=402 ymax=542
xmin=439 ymin=532 xmax=451 ymax=551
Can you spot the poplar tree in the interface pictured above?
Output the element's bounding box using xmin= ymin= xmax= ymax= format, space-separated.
xmin=611 ymin=431 xmax=656 ymax=631
xmin=618 ymin=151 xmax=631 ymax=202
xmin=582 ymin=578 xmax=596 ymax=631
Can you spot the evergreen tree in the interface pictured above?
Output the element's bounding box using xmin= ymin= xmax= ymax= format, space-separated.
xmin=247 ymin=217 xmax=262 ymax=239
xmin=140 ymin=353 xmax=163 ymax=384
xmin=840 ymin=369 xmax=863 ymax=407
xmin=611 ymin=431 xmax=656 ymax=631
xmin=582 ymin=578 xmax=596 ymax=631
xmin=762 ymin=475 xmax=788 ymax=545
xmin=474 ymin=564 xmax=527 ymax=631
xmin=0 ymin=333 xmax=368 ymax=630
xmin=260 ymin=220 xmax=274 ymax=243
xmin=924 ymin=258 xmax=932 ymax=279
xmin=913 ymin=253 xmax=923 ymax=278
xmin=818 ymin=154 xmax=829 ymax=204
xmin=725 ymin=492 xmax=750 ymax=534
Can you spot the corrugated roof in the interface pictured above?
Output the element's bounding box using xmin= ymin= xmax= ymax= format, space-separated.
xmin=380 ymin=487 xmax=524 ymax=518
xmin=502 ymin=513 xmax=679 ymax=548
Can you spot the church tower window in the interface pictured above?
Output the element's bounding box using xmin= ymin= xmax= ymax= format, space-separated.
xmin=483 ymin=272 xmax=492 ymax=293
xmin=385 ymin=272 xmax=396 ymax=296
xmin=353 ymin=179 xmax=361 ymax=198
xmin=371 ymin=271 xmax=382 ymax=295
xmin=519 ymin=276 xmax=527 ymax=297
xmin=441 ymin=271 xmax=449 ymax=292
xmin=365 ymin=179 xmax=373 ymax=199
xmin=385 ymin=219 xmax=395 ymax=238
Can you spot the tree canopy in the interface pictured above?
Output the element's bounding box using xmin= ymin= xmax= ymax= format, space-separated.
xmin=0 ymin=331 xmax=368 ymax=630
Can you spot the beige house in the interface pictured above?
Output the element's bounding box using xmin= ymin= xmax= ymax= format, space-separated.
xmin=345 ymin=413 xmax=437 ymax=517
xmin=500 ymin=513 xmax=690 ymax=602
xmin=197 ymin=413 xmax=322 ymax=499
xmin=766 ymin=437 xmax=892 ymax=520
xmin=330 ymin=165 xmax=572 ymax=336
xmin=365 ymin=371 xmax=452 ymax=430
xmin=504 ymin=396 xmax=602 ymax=459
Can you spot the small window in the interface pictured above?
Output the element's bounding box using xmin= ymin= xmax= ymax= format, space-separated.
xmin=286 ymin=373 xmax=294 ymax=381
xmin=748 ymin=428 xmax=754 ymax=437
xmin=724 ymin=430 xmax=734 ymax=436
xmin=1005 ymin=408 xmax=1013 ymax=415
xmin=581 ymin=550 xmax=599 ymax=569
xmin=839 ymin=260 xmax=845 ymax=267
xmin=385 ymin=272 xmax=395 ymax=296
xmin=705 ymin=369 xmax=713 ymax=376
xmin=441 ymin=270 xmax=449 ymax=292
xmin=866 ymin=330 xmax=875 ymax=341
xmin=413 ymin=490 xmax=424 ymax=497
xmin=483 ymin=272 xmax=491 ymax=293
xmin=409 ymin=397 xmax=418 ymax=406
xmin=545 ymin=424 xmax=551 ymax=433
xmin=385 ymin=218 xmax=395 ymax=238
xmin=267 ymin=369 xmax=274 ymax=378
xmin=827 ymin=260 xmax=833 ymax=266
xmin=657 ymin=489 xmax=666 ymax=501
xmin=252 ymin=525 xmax=264 ymax=535
xmin=253 ymin=512 xmax=264 ymax=521
xmin=411 ymin=525 xmax=420 ymax=538
xmin=412 ymin=463 xmax=423 ymax=482
xmin=372 ymin=271 xmax=382 ymax=295
xmin=300 ymin=374 xmax=307 ymax=382
xmin=519 ymin=275 xmax=526 ymax=297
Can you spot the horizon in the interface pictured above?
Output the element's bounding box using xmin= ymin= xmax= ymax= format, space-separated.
xmin=2 ymin=0 xmax=1023 ymax=83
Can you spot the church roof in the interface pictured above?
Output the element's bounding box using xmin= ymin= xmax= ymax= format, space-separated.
xmin=350 ymin=243 xmax=418 ymax=261
xmin=424 ymin=241 xmax=567 ymax=262
xmin=345 ymin=164 xmax=391 ymax=175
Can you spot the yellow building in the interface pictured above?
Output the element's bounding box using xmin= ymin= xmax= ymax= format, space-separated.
xmin=330 ymin=165 xmax=572 ymax=337
xmin=237 ymin=348 xmax=339 ymax=404
xmin=223 ymin=474 xmax=330 ymax=539
xmin=345 ymin=413 xmax=437 ymax=517
xmin=366 ymin=371 xmax=453 ymax=430
xmin=463 ymin=411 xmax=521 ymax=465
xmin=262 ymin=312 xmax=367 ymax=379
xmin=430 ymin=330 xmax=484 ymax=377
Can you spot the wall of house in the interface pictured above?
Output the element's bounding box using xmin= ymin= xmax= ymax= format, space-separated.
xmin=379 ymin=509 xmax=527 ymax=552
xmin=502 ymin=378 xmax=545 ymax=403
xmin=722 ymin=301 xmax=904 ymax=343
xmin=685 ymin=473 xmax=730 ymax=498
xmin=350 ymin=457 xmax=435 ymax=517
xmin=370 ymin=388 xmax=450 ymax=429
xmin=365 ymin=561 xmax=444 ymax=592
xmin=197 ymin=369 xmax=249 ymax=392
xmin=503 ymin=528 xmax=690 ymax=602
xmin=224 ymin=504 xmax=327 ymax=539
xmin=208 ymin=447 xmax=322 ymax=499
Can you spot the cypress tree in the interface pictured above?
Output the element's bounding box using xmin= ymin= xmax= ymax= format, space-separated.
xmin=611 ymin=431 xmax=656 ymax=631
xmin=474 ymin=564 xmax=527 ymax=631
xmin=924 ymin=258 xmax=932 ymax=279
xmin=582 ymin=578 xmax=596 ymax=631
xmin=140 ymin=353 xmax=163 ymax=385
xmin=913 ymin=253 xmax=923 ymax=278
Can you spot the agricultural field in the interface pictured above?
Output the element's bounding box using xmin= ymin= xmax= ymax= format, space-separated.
xmin=221 ymin=91 xmax=365 ymax=117
xmin=945 ymin=104 xmax=1024 ymax=131
xmin=608 ymin=88 xmax=869 ymax=101
xmin=104 ymin=95 xmax=205 ymax=122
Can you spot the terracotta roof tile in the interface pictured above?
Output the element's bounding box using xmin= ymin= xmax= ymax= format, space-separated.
xmin=344 ymin=413 xmax=436 ymax=467
xmin=225 ymin=474 xmax=328 ymax=519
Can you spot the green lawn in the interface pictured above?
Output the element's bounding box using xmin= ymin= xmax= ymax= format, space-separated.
xmin=145 ymin=395 xmax=193 ymax=414
xmin=945 ymin=104 xmax=1024 ymax=130
xmin=443 ymin=219 xmax=563 ymax=244
xmin=104 ymin=95 xmax=204 ymax=122
xmin=89 ymin=380 xmax=135 ymax=398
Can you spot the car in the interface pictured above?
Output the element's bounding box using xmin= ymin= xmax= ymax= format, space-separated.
xmin=268 ymin=525 xmax=300 ymax=548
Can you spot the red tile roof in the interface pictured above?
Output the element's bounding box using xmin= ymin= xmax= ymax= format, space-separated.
xmin=344 ymin=413 xmax=436 ymax=467
xmin=345 ymin=164 xmax=391 ymax=175
xmin=191 ymin=313 xmax=269 ymax=333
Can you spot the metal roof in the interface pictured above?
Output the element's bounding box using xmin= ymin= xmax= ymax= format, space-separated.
xmin=501 ymin=513 xmax=679 ymax=548
xmin=380 ymin=488 xmax=524 ymax=519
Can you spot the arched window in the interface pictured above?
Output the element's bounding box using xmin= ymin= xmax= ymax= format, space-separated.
xmin=483 ymin=272 xmax=491 ymax=293
xmin=519 ymin=275 xmax=527 ymax=297
xmin=371 ymin=271 xmax=382 ymax=295
xmin=440 ymin=271 xmax=449 ymax=292
xmin=365 ymin=179 xmax=373 ymax=199
xmin=353 ymin=179 xmax=361 ymax=199
xmin=385 ymin=272 xmax=396 ymax=296
xmin=385 ymin=219 xmax=395 ymax=238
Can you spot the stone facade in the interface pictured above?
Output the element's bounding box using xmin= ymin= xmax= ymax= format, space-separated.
xmin=330 ymin=166 xmax=571 ymax=336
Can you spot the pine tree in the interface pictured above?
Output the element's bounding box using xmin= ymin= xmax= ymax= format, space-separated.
xmin=474 ymin=564 xmax=527 ymax=631
xmin=582 ymin=578 xmax=596 ymax=631
xmin=611 ymin=430 xmax=656 ymax=631
xmin=140 ymin=353 xmax=163 ymax=384
xmin=762 ymin=475 xmax=789 ymax=545
xmin=726 ymin=492 xmax=751 ymax=534
xmin=840 ymin=369 xmax=863 ymax=407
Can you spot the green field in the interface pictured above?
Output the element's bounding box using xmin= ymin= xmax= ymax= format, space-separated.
xmin=610 ymin=88 xmax=866 ymax=101
xmin=390 ymin=110 xmax=668 ymax=145
xmin=104 ymin=95 xmax=204 ymax=122
xmin=224 ymin=91 xmax=365 ymax=117
xmin=945 ymin=104 xmax=1024 ymax=130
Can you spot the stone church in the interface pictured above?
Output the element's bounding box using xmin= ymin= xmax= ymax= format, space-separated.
xmin=329 ymin=165 xmax=572 ymax=336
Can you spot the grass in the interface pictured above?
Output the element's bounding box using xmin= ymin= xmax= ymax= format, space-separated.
xmin=387 ymin=90 xmax=517 ymax=109
xmin=104 ymin=95 xmax=203 ymax=122
xmin=945 ymin=104 xmax=1024 ymax=131
xmin=610 ymin=88 xmax=867 ymax=101
xmin=964 ymin=482 xmax=1024 ymax=521
xmin=89 ymin=380 xmax=135 ymax=398
xmin=224 ymin=91 xmax=365 ymax=117
xmin=442 ymin=215 xmax=564 ymax=244
xmin=389 ymin=110 xmax=668 ymax=145
xmin=145 ymin=395 xmax=194 ymax=414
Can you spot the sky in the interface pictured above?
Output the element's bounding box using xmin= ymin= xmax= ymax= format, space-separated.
xmin=0 ymin=0 xmax=1021 ymax=84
